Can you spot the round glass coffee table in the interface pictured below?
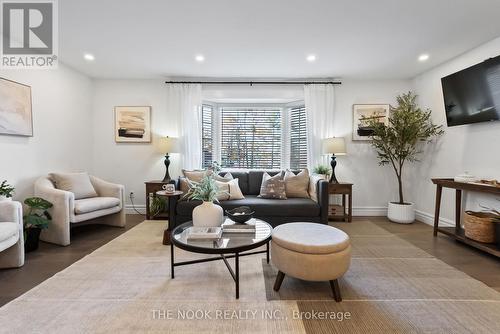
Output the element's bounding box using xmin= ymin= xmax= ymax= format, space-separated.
xmin=170 ymin=218 xmax=272 ymax=299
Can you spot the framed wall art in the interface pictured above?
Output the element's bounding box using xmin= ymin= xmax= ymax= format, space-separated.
xmin=0 ymin=78 xmax=33 ymax=136
xmin=352 ymin=104 xmax=390 ymax=141
xmin=114 ymin=106 xmax=151 ymax=143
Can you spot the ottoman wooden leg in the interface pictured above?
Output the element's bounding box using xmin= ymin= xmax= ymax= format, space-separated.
xmin=330 ymin=279 xmax=342 ymax=302
xmin=273 ymin=271 xmax=285 ymax=291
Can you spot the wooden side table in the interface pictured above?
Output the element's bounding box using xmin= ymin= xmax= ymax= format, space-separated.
xmin=145 ymin=180 xmax=174 ymax=220
xmin=156 ymin=190 xmax=183 ymax=245
xmin=328 ymin=182 xmax=353 ymax=222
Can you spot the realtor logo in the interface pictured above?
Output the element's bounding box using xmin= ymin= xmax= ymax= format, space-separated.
xmin=1 ymin=0 xmax=58 ymax=68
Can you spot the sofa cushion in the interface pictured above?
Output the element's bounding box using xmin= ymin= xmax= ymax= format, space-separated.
xmin=0 ymin=222 xmax=18 ymax=243
xmin=284 ymin=169 xmax=310 ymax=198
xmin=259 ymin=172 xmax=287 ymax=199
xmin=248 ymin=170 xmax=283 ymax=195
xmin=180 ymin=169 xmax=213 ymax=194
xmin=50 ymin=172 xmax=98 ymax=199
xmin=272 ymin=223 xmax=350 ymax=254
xmin=222 ymin=171 xmax=250 ymax=195
xmin=176 ymin=195 xmax=320 ymax=217
xmin=74 ymin=197 xmax=121 ymax=215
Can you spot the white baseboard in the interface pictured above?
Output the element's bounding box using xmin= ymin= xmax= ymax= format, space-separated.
xmin=124 ymin=204 xmax=454 ymax=227
xmin=415 ymin=209 xmax=455 ymax=227
xmin=352 ymin=206 xmax=387 ymax=216
xmin=125 ymin=204 xmax=146 ymax=215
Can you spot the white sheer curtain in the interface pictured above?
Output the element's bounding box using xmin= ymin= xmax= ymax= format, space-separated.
xmin=166 ymin=83 xmax=202 ymax=170
xmin=304 ymin=84 xmax=335 ymax=169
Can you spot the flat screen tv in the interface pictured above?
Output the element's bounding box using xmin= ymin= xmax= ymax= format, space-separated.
xmin=441 ymin=55 xmax=500 ymax=126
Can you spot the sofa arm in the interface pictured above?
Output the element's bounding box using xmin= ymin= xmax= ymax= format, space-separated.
xmin=34 ymin=177 xmax=75 ymax=246
xmin=0 ymin=200 xmax=22 ymax=224
xmin=317 ymin=179 xmax=329 ymax=225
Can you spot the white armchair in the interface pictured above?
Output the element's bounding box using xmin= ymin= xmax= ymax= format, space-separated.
xmin=0 ymin=200 xmax=24 ymax=268
xmin=34 ymin=175 xmax=126 ymax=246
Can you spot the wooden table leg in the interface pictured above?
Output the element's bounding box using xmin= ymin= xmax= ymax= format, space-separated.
xmin=455 ymin=189 xmax=462 ymax=234
xmin=342 ymin=194 xmax=347 ymax=222
xmin=348 ymin=191 xmax=352 ymax=222
xmin=433 ymin=185 xmax=442 ymax=236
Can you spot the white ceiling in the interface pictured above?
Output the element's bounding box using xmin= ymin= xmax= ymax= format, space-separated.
xmin=60 ymin=0 xmax=500 ymax=80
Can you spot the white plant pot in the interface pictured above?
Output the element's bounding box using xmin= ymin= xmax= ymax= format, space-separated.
xmin=387 ymin=202 xmax=415 ymax=224
xmin=192 ymin=201 xmax=223 ymax=227
xmin=0 ymin=196 xmax=12 ymax=202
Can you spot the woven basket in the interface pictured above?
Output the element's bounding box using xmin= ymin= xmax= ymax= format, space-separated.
xmin=464 ymin=211 xmax=496 ymax=243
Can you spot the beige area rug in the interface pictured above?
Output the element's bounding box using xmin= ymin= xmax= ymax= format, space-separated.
xmin=0 ymin=220 xmax=499 ymax=334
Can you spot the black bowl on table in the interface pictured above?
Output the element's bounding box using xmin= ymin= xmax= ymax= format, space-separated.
xmin=226 ymin=206 xmax=255 ymax=224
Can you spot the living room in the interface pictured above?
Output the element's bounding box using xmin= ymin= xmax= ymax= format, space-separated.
xmin=1 ymin=1 xmax=499 ymax=333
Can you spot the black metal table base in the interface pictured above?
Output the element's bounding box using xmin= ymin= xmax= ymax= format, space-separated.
xmin=170 ymin=242 xmax=270 ymax=299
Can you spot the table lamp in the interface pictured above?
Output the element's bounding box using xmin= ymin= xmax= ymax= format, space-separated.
xmin=323 ymin=137 xmax=346 ymax=183
xmin=159 ymin=136 xmax=178 ymax=182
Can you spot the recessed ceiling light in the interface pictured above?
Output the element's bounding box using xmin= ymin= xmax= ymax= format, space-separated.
xmin=306 ymin=54 xmax=317 ymax=62
xmin=195 ymin=54 xmax=205 ymax=62
xmin=83 ymin=53 xmax=95 ymax=61
xmin=418 ymin=54 xmax=429 ymax=62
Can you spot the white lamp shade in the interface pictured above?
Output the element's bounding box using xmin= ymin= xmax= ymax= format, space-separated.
xmin=159 ymin=136 xmax=178 ymax=154
xmin=323 ymin=137 xmax=346 ymax=155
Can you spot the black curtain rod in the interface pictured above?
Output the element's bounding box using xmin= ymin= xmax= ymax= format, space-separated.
xmin=165 ymin=80 xmax=341 ymax=85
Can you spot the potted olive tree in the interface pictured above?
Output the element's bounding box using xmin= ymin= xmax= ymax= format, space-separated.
xmin=367 ymin=92 xmax=443 ymax=223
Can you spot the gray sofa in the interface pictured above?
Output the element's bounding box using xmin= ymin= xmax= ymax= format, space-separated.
xmin=171 ymin=170 xmax=329 ymax=228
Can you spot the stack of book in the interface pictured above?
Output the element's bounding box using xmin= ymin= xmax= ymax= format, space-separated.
xmin=222 ymin=218 xmax=256 ymax=233
xmin=186 ymin=227 xmax=222 ymax=240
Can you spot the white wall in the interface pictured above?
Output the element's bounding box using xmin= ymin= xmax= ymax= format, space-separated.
xmin=411 ymin=37 xmax=500 ymax=225
xmin=333 ymin=80 xmax=413 ymax=215
xmin=90 ymin=79 xmax=412 ymax=214
xmin=0 ymin=65 xmax=93 ymax=201
xmin=91 ymin=80 xmax=179 ymax=211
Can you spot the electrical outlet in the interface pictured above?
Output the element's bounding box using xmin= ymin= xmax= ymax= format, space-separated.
xmin=130 ymin=191 xmax=135 ymax=199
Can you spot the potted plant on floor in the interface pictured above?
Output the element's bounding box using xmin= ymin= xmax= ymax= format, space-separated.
xmin=366 ymin=92 xmax=443 ymax=223
xmin=313 ymin=165 xmax=331 ymax=180
xmin=23 ymin=197 xmax=53 ymax=252
xmin=0 ymin=180 xmax=14 ymax=201
xmin=186 ymin=175 xmax=223 ymax=227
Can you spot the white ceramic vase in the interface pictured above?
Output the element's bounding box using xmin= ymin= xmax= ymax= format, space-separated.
xmin=387 ymin=202 xmax=415 ymax=224
xmin=0 ymin=196 xmax=12 ymax=202
xmin=192 ymin=201 xmax=223 ymax=227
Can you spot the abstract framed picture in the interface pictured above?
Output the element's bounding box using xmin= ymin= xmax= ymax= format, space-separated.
xmin=352 ymin=104 xmax=390 ymax=141
xmin=114 ymin=106 xmax=151 ymax=143
xmin=0 ymin=78 xmax=33 ymax=137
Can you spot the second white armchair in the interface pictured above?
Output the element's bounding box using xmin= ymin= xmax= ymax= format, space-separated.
xmin=34 ymin=173 xmax=125 ymax=246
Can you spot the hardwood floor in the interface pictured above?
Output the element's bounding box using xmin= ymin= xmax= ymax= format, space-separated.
xmin=0 ymin=215 xmax=498 ymax=307
xmin=0 ymin=214 xmax=144 ymax=307
xmin=369 ymin=217 xmax=500 ymax=293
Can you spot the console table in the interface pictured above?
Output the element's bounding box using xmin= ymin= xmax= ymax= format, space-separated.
xmin=432 ymin=178 xmax=500 ymax=257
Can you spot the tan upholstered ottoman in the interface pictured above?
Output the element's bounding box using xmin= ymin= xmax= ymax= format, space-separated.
xmin=271 ymin=222 xmax=351 ymax=301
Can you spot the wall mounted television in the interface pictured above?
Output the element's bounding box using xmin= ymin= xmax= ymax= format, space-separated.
xmin=441 ymin=55 xmax=500 ymax=127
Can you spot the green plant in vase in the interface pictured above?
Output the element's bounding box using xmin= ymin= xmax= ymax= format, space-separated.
xmin=0 ymin=180 xmax=15 ymax=200
xmin=186 ymin=175 xmax=225 ymax=227
xmin=23 ymin=197 xmax=53 ymax=252
xmin=313 ymin=165 xmax=331 ymax=179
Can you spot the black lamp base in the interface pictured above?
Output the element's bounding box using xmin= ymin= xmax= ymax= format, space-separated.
xmin=329 ymin=154 xmax=339 ymax=184
xmin=162 ymin=154 xmax=171 ymax=182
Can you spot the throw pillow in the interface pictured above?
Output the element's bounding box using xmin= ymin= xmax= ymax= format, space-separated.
xmin=49 ymin=172 xmax=98 ymax=200
xmin=216 ymin=178 xmax=245 ymax=201
xmin=308 ymin=174 xmax=324 ymax=202
xmin=180 ymin=169 xmax=213 ymax=194
xmin=284 ymin=169 xmax=310 ymax=198
xmin=259 ymin=172 xmax=287 ymax=199
xmin=213 ymin=172 xmax=233 ymax=182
